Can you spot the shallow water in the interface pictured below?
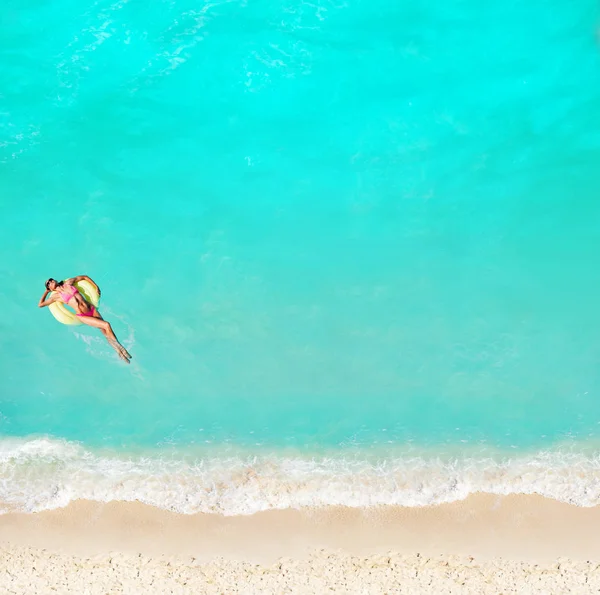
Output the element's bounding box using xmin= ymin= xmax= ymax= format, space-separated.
xmin=1 ymin=0 xmax=600 ymax=513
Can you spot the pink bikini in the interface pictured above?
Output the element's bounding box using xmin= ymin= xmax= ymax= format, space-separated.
xmin=59 ymin=285 xmax=96 ymax=317
xmin=59 ymin=285 xmax=78 ymax=303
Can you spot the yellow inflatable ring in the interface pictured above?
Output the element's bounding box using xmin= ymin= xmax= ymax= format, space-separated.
xmin=48 ymin=280 xmax=100 ymax=326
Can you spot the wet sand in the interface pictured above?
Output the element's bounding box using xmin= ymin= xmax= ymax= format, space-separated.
xmin=2 ymin=494 xmax=600 ymax=593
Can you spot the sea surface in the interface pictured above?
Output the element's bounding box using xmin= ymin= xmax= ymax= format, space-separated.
xmin=1 ymin=0 xmax=600 ymax=514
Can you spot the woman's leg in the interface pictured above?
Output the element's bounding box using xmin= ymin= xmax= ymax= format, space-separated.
xmin=78 ymin=311 xmax=131 ymax=362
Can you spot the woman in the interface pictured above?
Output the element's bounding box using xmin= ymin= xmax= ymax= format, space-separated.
xmin=38 ymin=276 xmax=131 ymax=364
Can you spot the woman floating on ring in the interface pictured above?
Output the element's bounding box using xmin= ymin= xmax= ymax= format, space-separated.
xmin=38 ymin=276 xmax=132 ymax=364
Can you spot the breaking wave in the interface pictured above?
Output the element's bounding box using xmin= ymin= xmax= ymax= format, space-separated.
xmin=1 ymin=437 xmax=600 ymax=514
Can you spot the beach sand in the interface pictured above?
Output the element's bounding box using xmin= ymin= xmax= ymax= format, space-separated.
xmin=2 ymin=494 xmax=600 ymax=593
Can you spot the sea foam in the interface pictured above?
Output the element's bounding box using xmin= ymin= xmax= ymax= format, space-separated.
xmin=1 ymin=437 xmax=599 ymax=515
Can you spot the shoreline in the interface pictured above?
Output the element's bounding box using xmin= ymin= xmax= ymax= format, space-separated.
xmin=3 ymin=494 xmax=600 ymax=592
xmin=6 ymin=436 xmax=600 ymax=514
xmin=2 ymin=493 xmax=600 ymax=562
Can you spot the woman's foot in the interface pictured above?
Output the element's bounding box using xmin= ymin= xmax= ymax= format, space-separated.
xmin=110 ymin=341 xmax=131 ymax=364
xmin=117 ymin=350 xmax=131 ymax=364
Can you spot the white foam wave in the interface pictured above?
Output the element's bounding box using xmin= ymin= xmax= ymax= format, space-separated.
xmin=1 ymin=437 xmax=600 ymax=515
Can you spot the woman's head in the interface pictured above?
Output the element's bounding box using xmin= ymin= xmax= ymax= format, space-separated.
xmin=45 ymin=278 xmax=62 ymax=291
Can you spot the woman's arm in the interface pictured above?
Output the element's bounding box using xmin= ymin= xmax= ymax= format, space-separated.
xmin=38 ymin=290 xmax=59 ymax=308
xmin=68 ymin=275 xmax=101 ymax=297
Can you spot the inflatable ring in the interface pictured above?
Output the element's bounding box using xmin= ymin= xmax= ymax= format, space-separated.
xmin=48 ymin=280 xmax=100 ymax=326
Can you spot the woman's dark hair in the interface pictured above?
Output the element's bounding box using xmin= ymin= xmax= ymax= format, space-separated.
xmin=45 ymin=278 xmax=63 ymax=290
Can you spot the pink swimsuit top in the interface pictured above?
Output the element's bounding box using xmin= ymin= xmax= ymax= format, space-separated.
xmin=59 ymin=284 xmax=79 ymax=303
xmin=57 ymin=283 xmax=96 ymax=317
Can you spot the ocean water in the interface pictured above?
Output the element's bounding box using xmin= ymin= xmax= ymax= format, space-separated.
xmin=1 ymin=0 xmax=600 ymax=514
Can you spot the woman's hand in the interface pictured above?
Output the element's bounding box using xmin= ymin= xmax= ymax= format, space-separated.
xmin=86 ymin=276 xmax=101 ymax=298
xmin=70 ymin=275 xmax=101 ymax=297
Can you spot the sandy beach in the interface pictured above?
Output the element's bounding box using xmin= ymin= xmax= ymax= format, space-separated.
xmin=2 ymin=494 xmax=600 ymax=593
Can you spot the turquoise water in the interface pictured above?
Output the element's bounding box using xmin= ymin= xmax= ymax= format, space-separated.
xmin=2 ymin=0 xmax=600 ymax=513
